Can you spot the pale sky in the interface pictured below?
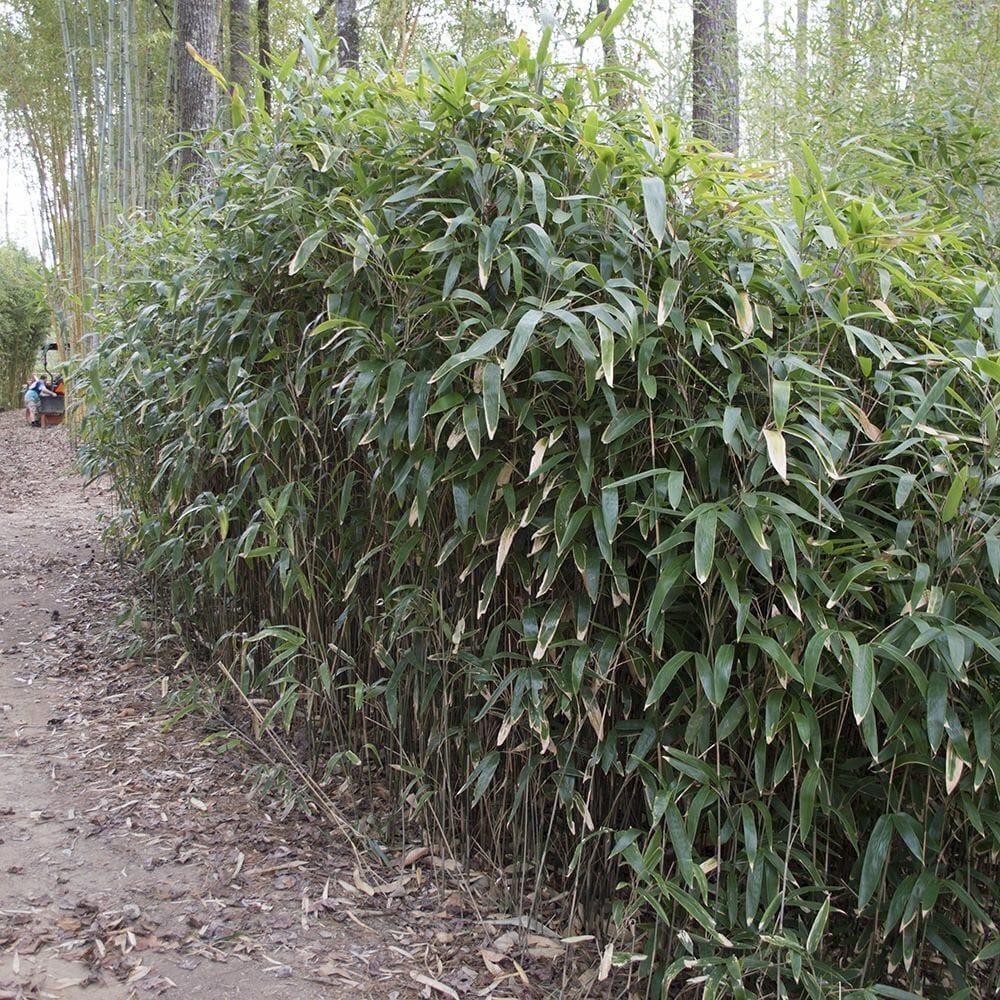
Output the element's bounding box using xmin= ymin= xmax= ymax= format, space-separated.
xmin=1 ymin=147 xmax=41 ymax=257
xmin=1 ymin=0 xmax=795 ymax=259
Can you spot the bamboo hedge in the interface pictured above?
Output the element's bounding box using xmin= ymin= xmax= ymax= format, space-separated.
xmin=0 ymin=244 xmax=48 ymax=407
xmin=81 ymin=36 xmax=1000 ymax=997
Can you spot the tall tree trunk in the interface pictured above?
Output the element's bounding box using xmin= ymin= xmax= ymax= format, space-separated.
xmin=336 ymin=0 xmax=359 ymax=68
xmin=828 ymin=0 xmax=850 ymax=46
xmin=229 ymin=0 xmax=251 ymax=91
xmin=257 ymin=0 xmax=271 ymax=113
xmin=595 ymin=0 xmax=624 ymax=108
xmin=175 ymin=0 xmax=221 ymax=171
xmin=691 ymin=0 xmax=739 ymax=152
xmin=795 ymin=0 xmax=808 ymax=80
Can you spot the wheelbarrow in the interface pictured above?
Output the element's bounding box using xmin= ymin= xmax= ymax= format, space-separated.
xmin=36 ymin=342 xmax=66 ymax=428
xmin=38 ymin=392 xmax=65 ymax=428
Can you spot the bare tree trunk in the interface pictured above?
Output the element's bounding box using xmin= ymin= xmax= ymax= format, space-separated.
xmin=595 ymin=0 xmax=624 ymax=108
xmin=229 ymin=0 xmax=251 ymax=91
xmin=828 ymin=0 xmax=850 ymax=45
xmin=175 ymin=0 xmax=222 ymax=171
xmin=336 ymin=0 xmax=359 ymax=68
xmin=691 ymin=0 xmax=739 ymax=152
xmin=796 ymin=0 xmax=808 ymax=80
xmin=258 ymin=0 xmax=272 ymax=112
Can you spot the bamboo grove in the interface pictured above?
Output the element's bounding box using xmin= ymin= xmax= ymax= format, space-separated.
xmin=79 ymin=39 xmax=1000 ymax=996
xmin=0 ymin=0 xmax=175 ymax=355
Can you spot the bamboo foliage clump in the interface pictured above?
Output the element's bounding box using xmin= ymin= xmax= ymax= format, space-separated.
xmin=81 ymin=36 xmax=1000 ymax=996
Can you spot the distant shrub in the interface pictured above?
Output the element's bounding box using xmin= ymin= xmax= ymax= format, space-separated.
xmin=82 ymin=37 xmax=1000 ymax=996
xmin=0 ymin=244 xmax=48 ymax=407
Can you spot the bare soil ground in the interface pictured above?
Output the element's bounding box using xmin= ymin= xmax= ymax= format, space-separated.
xmin=0 ymin=410 xmax=607 ymax=1000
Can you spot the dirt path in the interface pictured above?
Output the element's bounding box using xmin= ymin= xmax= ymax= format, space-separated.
xmin=0 ymin=410 xmax=605 ymax=1000
xmin=0 ymin=411 xmax=501 ymax=1000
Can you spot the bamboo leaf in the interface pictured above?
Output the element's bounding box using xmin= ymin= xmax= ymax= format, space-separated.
xmin=657 ymin=278 xmax=680 ymax=326
xmin=693 ymin=508 xmax=717 ymax=585
xmin=772 ymin=379 xmax=790 ymax=431
xmin=941 ymin=465 xmax=968 ymax=522
xmin=289 ymin=228 xmax=327 ymax=275
xmin=644 ymin=650 xmax=691 ymax=707
xmin=762 ymin=428 xmax=788 ymax=482
xmin=851 ymin=642 xmax=875 ymax=724
xmin=799 ymin=767 xmax=821 ymax=842
xmin=806 ymin=895 xmax=831 ymax=954
xmin=503 ymin=309 xmax=543 ymax=377
xmin=665 ymin=803 xmax=695 ymax=885
xmin=483 ymin=362 xmax=501 ymax=439
xmin=927 ymin=672 xmax=947 ymax=753
xmin=641 ymin=176 xmax=666 ymax=246
xmin=529 ymin=171 xmax=547 ymax=226
xmin=601 ymin=0 xmax=636 ymax=37
xmin=857 ymin=815 xmax=892 ymax=910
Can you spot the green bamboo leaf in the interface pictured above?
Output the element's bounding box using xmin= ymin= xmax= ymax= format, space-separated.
xmin=599 ymin=321 xmax=614 ymax=386
xmin=974 ymin=357 xmax=1000 ymax=382
xmin=462 ymin=399 xmax=481 ymax=459
xmin=927 ymin=672 xmax=947 ymax=753
xmin=503 ymin=309 xmax=543 ymax=377
xmin=533 ymin=600 xmax=565 ymax=659
xmin=734 ymin=291 xmax=754 ymax=334
xmin=529 ymin=171 xmax=547 ymax=226
xmin=601 ymin=0 xmax=636 ymax=36
xmin=972 ymin=706 xmax=992 ymax=765
xmin=987 ymin=536 xmax=1000 ymax=581
xmin=382 ymin=359 xmax=405 ymax=418
xmin=945 ymin=739 xmax=964 ymax=794
xmin=851 ymin=641 xmax=875 ymax=724
xmin=806 ymin=895 xmax=831 ymax=954
xmin=772 ymin=380 xmax=790 ymax=431
xmin=407 ymin=374 xmax=430 ymax=448
xmin=891 ymin=812 xmax=923 ymax=862
xmin=575 ymin=8 xmax=608 ymax=44
xmin=801 ymin=629 xmax=830 ymax=695
xmin=857 ymin=814 xmax=892 ymax=910
xmin=483 ymin=362 xmax=501 ymax=439
xmin=288 ymin=228 xmax=327 ymax=275
xmin=665 ymin=803 xmax=695 ymax=885
xmin=895 ymin=473 xmax=916 ymax=509
xmin=941 ymin=465 xmax=968 ymax=522
xmin=694 ymin=509 xmax=717 ymax=585
xmin=711 ymin=644 xmax=734 ymax=706
xmin=799 ymin=141 xmax=824 ymax=186
xmin=742 ymin=804 xmax=758 ymax=871
xmin=463 ymin=750 xmax=501 ymax=805
xmin=871 ymin=988 xmax=925 ymax=1000
xmin=644 ymin=650 xmax=691 ymax=707
xmin=641 ymin=176 xmax=666 ymax=246
xmin=799 ymin=767 xmax=821 ymax=842
xmin=762 ymin=428 xmax=788 ymax=482
xmin=431 ymin=327 xmax=508 ymax=383
xmin=658 ymin=879 xmax=732 ymax=946
xmin=743 ymin=633 xmax=803 ymax=685
xmin=644 ymin=556 xmax=684 ymax=634
xmin=755 ymin=302 xmax=774 ymax=336
xmin=657 ymin=277 xmax=680 ymax=326
xmin=601 ymin=409 xmax=646 ymax=445
xmin=974 ymin=937 xmax=1000 ymax=962
xmin=601 ymin=484 xmax=619 ymax=543
xmin=722 ymin=406 xmax=741 ymax=447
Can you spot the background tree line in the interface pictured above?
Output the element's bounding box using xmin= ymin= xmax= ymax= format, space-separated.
xmin=1 ymin=0 xmax=996 ymax=360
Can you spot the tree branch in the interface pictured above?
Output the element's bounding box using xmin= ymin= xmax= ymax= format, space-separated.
xmin=151 ymin=0 xmax=173 ymax=30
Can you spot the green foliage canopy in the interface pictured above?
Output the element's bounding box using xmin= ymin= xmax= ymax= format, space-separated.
xmin=0 ymin=244 xmax=48 ymax=407
xmin=82 ymin=38 xmax=1000 ymax=996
